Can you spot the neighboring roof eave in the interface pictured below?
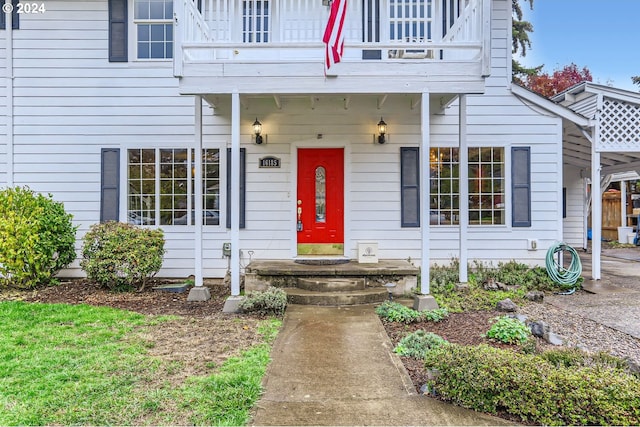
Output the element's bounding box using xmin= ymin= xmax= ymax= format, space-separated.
xmin=511 ymin=84 xmax=591 ymax=127
xmin=552 ymin=81 xmax=640 ymax=105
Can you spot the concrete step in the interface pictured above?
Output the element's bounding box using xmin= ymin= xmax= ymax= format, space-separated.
xmin=284 ymin=287 xmax=389 ymax=306
xmin=296 ymin=277 xmax=365 ymax=292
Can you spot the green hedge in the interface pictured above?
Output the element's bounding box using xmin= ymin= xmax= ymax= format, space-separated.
xmin=424 ymin=344 xmax=640 ymax=426
xmin=0 ymin=186 xmax=77 ymax=289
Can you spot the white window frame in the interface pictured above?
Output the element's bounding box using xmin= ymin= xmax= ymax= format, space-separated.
xmin=131 ymin=0 xmax=174 ymax=60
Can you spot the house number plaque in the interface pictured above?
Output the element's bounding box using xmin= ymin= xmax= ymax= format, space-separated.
xmin=259 ymin=156 xmax=281 ymax=168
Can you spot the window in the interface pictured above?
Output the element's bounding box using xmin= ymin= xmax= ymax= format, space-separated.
xmin=468 ymin=147 xmax=504 ymax=225
xmin=127 ymin=148 xmax=220 ymax=226
xmin=134 ymin=0 xmax=173 ymax=59
xmin=429 ymin=147 xmax=459 ymax=225
xmin=243 ymin=0 xmax=270 ymax=43
xmin=424 ymin=146 xmax=505 ymax=226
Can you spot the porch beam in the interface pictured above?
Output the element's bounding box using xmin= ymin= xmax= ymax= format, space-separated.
xmin=344 ymin=96 xmax=351 ymax=110
xmin=377 ymin=94 xmax=388 ymax=109
xmin=273 ymin=95 xmax=282 ymax=109
xmin=459 ymin=95 xmax=468 ymax=283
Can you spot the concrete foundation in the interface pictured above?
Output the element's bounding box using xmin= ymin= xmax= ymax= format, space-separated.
xmin=186 ymin=286 xmax=211 ymax=301
xmin=413 ymin=294 xmax=439 ymax=311
xmin=222 ymin=295 xmax=244 ymax=313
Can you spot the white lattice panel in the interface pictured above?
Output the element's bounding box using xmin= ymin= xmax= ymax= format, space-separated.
xmin=598 ymin=98 xmax=640 ymax=152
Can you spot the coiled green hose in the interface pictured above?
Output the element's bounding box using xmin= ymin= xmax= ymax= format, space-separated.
xmin=545 ymin=242 xmax=582 ymax=286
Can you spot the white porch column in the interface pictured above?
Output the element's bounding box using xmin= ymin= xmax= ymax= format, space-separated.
xmin=458 ymin=95 xmax=468 ymax=283
xmin=194 ymin=96 xmax=204 ymax=287
xmin=621 ymin=180 xmax=627 ymax=229
xmin=420 ymin=92 xmax=431 ymax=294
xmin=591 ymin=114 xmax=602 ymax=280
xmin=231 ymin=92 xmax=241 ymax=296
xmin=414 ymin=92 xmax=438 ymax=311
xmin=187 ymin=96 xmax=210 ymax=301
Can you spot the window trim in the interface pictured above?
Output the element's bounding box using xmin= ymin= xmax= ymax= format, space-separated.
xmin=131 ymin=0 xmax=174 ymax=61
xmin=0 ymin=0 xmax=19 ymax=30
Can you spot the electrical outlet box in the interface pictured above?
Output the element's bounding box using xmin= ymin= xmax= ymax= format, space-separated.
xmin=527 ymin=239 xmax=538 ymax=251
xmin=222 ymin=242 xmax=231 ymax=257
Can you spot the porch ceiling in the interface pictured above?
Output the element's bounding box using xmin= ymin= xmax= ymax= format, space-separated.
xmin=563 ymin=120 xmax=640 ymax=175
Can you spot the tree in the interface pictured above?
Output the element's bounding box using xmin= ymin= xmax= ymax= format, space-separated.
xmin=633 ymin=75 xmax=640 ymax=89
xmin=525 ymin=63 xmax=593 ymax=98
xmin=512 ymin=0 xmax=541 ymax=84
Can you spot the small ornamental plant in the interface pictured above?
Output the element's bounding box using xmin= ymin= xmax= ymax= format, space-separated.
xmin=485 ymin=316 xmax=531 ymax=345
xmin=238 ymin=287 xmax=288 ymax=316
xmin=394 ymin=330 xmax=449 ymax=359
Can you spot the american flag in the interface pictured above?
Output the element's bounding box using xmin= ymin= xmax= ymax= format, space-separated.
xmin=323 ymin=0 xmax=347 ymax=73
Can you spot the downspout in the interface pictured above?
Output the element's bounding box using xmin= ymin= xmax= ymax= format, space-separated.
xmin=5 ymin=0 xmax=14 ymax=187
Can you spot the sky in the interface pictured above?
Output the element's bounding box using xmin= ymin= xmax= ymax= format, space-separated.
xmin=518 ymin=0 xmax=640 ymax=92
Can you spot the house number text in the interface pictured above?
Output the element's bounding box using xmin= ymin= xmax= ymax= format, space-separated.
xmin=259 ymin=156 xmax=281 ymax=168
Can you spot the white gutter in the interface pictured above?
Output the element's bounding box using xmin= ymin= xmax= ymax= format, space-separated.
xmin=5 ymin=0 xmax=14 ymax=186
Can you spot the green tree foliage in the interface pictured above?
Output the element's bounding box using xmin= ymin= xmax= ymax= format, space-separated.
xmin=0 ymin=186 xmax=77 ymax=289
xmin=633 ymin=75 xmax=640 ymax=89
xmin=512 ymin=0 xmax=541 ymax=84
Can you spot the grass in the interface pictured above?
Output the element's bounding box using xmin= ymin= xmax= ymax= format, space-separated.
xmin=0 ymin=301 xmax=281 ymax=426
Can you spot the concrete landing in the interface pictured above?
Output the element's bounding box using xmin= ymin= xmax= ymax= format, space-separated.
xmin=251 ymin=305 xmax=510 ymax=426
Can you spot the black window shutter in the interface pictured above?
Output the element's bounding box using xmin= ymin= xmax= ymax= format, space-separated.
xmin=512 ymin=146 xmax=531 ymax=227
xmin=401 ymin=147 xmax=420 ymax=227
xmin=226 ymin=148 xmax=246 ymax=229
xmin=0 ymin=0 xmax=20 ymax=30
xmin=101 ymin=148 xmax=120 ymax=222
xmin=108 ymin=0 xmax=128 ymax=62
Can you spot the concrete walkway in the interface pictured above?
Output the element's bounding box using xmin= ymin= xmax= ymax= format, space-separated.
xmin=251 ymin=304 xmax=510 ymax=426
xmin=545 ymin=250 xmax=640 ymax=339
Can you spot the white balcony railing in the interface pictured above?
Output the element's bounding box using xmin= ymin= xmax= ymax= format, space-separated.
xmin=174 ymin=0 xmax=489 ymax=75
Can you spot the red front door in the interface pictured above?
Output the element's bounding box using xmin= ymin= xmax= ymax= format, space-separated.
xmin=297 ymin=148 xmax=344 ymax=254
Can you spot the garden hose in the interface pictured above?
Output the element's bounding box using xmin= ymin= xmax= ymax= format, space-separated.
xmin=545 ymin=242 xmax=582 ymax=288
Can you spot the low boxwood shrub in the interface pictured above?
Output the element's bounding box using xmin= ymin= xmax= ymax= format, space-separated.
xmin=80 ymin=221 xmax=165 ymax=291
xmin=376 ymin=301 xmax=448 ymax=324
xmin=0 ymin=186 xmax=78 ymax=289
xmin=424 ymin=343 xmax=640 ymax=426
xmin=375 ymin=301 xmax=422 ymax=323
xmin=394 ymin=330 xmax=448 ymax=359
xmin=485 ymin=316 xmax=531 ymax=345
xmin=239 ymin=287 xmax=287 ymax=316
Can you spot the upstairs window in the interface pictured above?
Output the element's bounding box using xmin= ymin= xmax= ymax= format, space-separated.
xmin=134 ymin=0 xmax=173 ymax=59
xmin=243 ymin=0 xmax=270 ymax=43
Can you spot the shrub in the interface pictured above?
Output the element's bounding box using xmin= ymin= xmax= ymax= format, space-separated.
xmin=0 ymin=186 xmax=77 ymax=289
xmin=541 ymin=348 xmax=631 ymax=371
xmin=394 ymin=330 xmax=448 ymax=359
xmin=422 ymin=308 xmax=449 ymax=322
xmin=485 ymin=316 xmax=531 ymax=345
xmin=375 ymin=301 xmax=422 ymax=323
xmin=81 ymin=222 xmax=165 ymax=291
xmin=239 ymin=287 xmax=287 ymax=316
xmin=424 ymin=344 xmax=640 ymax=426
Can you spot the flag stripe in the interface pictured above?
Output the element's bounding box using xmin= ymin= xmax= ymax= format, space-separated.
xmin=323 ymin=0 xmax=347 ymax=72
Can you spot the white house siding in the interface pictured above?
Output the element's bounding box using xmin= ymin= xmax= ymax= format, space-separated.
xmin=2 ymin=0 xmax=567 ymax=279
xmin=3 ymin=1 xmax=219 ymax=278
xmin=563 ymin=164 xmax=586 ymax=248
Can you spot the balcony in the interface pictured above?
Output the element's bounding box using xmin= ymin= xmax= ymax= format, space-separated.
xmin=174 ymin=0 xmax=491 ymax=94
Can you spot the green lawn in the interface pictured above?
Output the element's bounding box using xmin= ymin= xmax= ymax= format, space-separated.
xmin=0 ymin=301 xmax=280 ymax=426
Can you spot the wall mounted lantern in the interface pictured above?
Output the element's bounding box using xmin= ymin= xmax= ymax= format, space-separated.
xmin=253 ymin=118 xmax=264 ymax=144
xmin=377 ymin=117 xmax=387 ymax=144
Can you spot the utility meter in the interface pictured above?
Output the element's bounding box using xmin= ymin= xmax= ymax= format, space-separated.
xmin=222 ymin=242 xmax=231 ymax=257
